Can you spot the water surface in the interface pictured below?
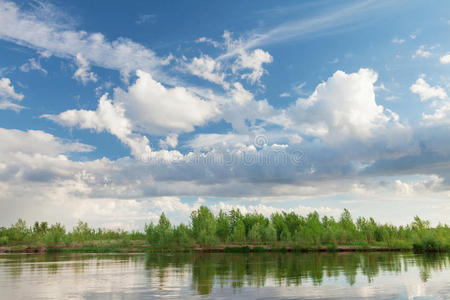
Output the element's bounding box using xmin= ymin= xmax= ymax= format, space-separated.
xmin=0 ymin=252 xmax=449 ymax=299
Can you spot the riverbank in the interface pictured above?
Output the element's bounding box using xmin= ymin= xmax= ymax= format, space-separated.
xmin=0 ymin=243 xmax=417 ymax=254
xmin=2 ymin=207 xmax=449 ymax=254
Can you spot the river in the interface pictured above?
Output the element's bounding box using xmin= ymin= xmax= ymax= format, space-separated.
xmin=0 ymin=252 xmax=449 ymax=299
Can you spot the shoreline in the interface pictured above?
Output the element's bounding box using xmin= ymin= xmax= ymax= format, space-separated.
xmin=0 ymin=244 xmax=421 ymax=254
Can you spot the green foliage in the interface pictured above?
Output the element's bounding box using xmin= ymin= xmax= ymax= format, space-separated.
xmin=173 ymin=223 xmax=193 ymax=247
xmin=145 ymin=213 xmax=173 ymax=248
xmin=72 ymin=221 xmax=94 ymax=242
xmin=191 ymin=206 xmax=217 ymax=247
xmin=216 ymin=210 xmax=231 ymax=242
xmin=263 ymin=224 xmax=277 ymax=244
xmin=1 ymin=208 xmax=450 ymax=253
xmin=232 ymin=220 xmax=246 ymax=243
xmin=42 ymin=223 xmax=66 ymax=247
xmin=224 ymin=246 xmax=250 ymax=253
xmin=248 ymin=223 xmax=263 ymax=243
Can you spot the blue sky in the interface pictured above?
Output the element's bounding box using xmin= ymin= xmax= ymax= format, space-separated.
xmin=1 ymin=0 xmax=450 ymax=229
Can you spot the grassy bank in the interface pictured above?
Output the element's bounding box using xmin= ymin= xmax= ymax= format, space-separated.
xmin=0 ymin=243 xmax=412 ymax=254
xmin=1 ymin=206 xmax=449 ymax=253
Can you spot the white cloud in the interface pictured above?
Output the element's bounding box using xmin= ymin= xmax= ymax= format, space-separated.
xmin=395 ymin=176 xmax=443 ymax=196
xmin=392 ymin=37 xmax=405 ymax=44
xmin=422 ymin=102 xmax=450 ymax=125
xmin=412 ymin=45 xmax=432 ymax=58
xmin=288 ymin=68 xmax=401 ymax=143
xmin=289 ymin=134 xmax=303 ymax=144
xmin=196 ymin=36 xmax=220 ymax=48
xmin=186 ymin=133 xmax=250 ymax=150
xmin=0 ymin=1 xmax=166 ymax=80
xmin=410 ymin=77 xmax=447 ymax=101
xmin=114 ymin=70 xmax=219 ymax=135
xmin=440 ymin=54 xmax=450 ymax=64
xmin=293 ymin=82 xmax=308 ymax=96
xmin=230 ymin=82 xmax=253 ymax=106
xmin=187 ymin=33 xmax=273 ymax=87
xmin=219 ymin=1 xmax=389 ymax=56
xmin=233 ymin=48 xmax=273 ymax=84
xmin=44 ymin=70 xmax=219 ymax=157
xmin=185 ymin=55 xmax=227 ymax=87
xmin=280 ymin=92 xmax=290 ymax=98
xmin=0 ymin=77 xmax=24 ymax=112
xmin=20 ymin=57 xmax=47 ymax=74
xmin=0 ymin=101 xmax=25 ymax=112
xmin=2 ymin=124 xmax=450 ymax=227
xmin=43 ymin=94 xmax=151 ymax=159
xmin=0 ymin=127 xmax=94 ymax=155
xmin=73 ymin=53 xmax=97 ymax=84
xmin=210 ymin=202 xmax=342 ymax=219
xmin=159 ymin=133 xmax=178 ymax=149
xmin=0 ymin=77 xmax=23 ymax=100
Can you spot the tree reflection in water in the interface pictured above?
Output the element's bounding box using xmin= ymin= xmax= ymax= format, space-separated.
xmin=1 ymin=252 xmax=449 ymax=296
xmin=143 ymin=252 xmax=450 ymax=295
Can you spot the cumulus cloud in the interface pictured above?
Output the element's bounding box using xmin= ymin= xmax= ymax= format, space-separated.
xmin=187 ymin=31 xmax=273 ymax=87
xmin=114 ymin=70 xmax=219 ymax=135
xmin=0 ymin=127 xmax=94 ymax=155
xmin=43 ymin=94 xmax=151 ymax=159
xmin=73 ymin=53 xmax=97 ymax=84
xmin=233 ymin=48 xmax=273 ymax=84
xmin=287 ymin=68 xmax=402 ymax=143
xmin=0 ymin=77 xmax=25 ymax=112
xmin=412 ymin=45 xmax=432 ymax=58
xmin=159 ymin=133 xmax=178 ymax=149
xmin=43 ymin=70 xmax=219 ymax=157
xmin=2 ymin=124 xmax=450 ymax=227
xmin=410 ymin=77 xmax=447 ymax=101
xmin=185 ymin=55 xmax=227 ymax=87
xmin=422 ymin=102 xmax=450 ymax=125
xmin=440 ymin=54 xmax=450 ymax=64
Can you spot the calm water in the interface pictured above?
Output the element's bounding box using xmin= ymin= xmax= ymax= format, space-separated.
xmin=0 ymin=252 xmax=449 ymax=299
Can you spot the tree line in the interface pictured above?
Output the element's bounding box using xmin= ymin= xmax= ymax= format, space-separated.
xmin=1 ymin=206 xmax=449 ymax=252
xmin=145 ymin=206 xmax=450 ymax=251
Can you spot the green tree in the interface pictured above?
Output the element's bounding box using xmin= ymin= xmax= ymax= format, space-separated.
xmin=72 ymin=221 xmax=94 ymax=242
xmin=232 ymin=220 xmax=246 ymax=243
xmin=263 ymin=223 xmax=277 ymax=244
xmin=216 ymin=210 xmax=231 ymax=243
xmin=248 ymin=223 xmax=262 ymax=243
xmin=42 ymin=223 xmax=66 ymax=247
xmin=191 ymin=206 xmax=217 ymax=247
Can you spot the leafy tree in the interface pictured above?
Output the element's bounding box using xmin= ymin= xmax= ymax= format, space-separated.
xmin=191 ymin=206 xmax=217 ymax=247
xmin=43 ymin=223 xmax=66 ymax=247
xmin=72 ymin=221 xmax=94 ymax=242
xmin=271 ymin=213 xmax=285 ymax=241
xmin=280 ymin=225 xmax=291 ymax=242
xmin=232 ymin=220 xmax=246 ymax=243
xmin=263 ymin=223 xmax=277 ymax=244
xmin=216 ymin=210 xmax=231 ymax=243
xmin=248 ymin=223 xmax=262 ymax=243
xmin=173 ymin=223 xmax=192 ymax=247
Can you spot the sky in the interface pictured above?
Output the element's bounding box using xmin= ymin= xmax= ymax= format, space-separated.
xmin=1 ymin=0 xmax=450 ymax=229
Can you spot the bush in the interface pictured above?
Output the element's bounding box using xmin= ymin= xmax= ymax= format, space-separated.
xmin=413 ymin=234 xmax=445 ymax=252
xmin=224 ymin=246 xmax=250 ymax=253
xmin=0 ymin=236 xmax=8 ymax=245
